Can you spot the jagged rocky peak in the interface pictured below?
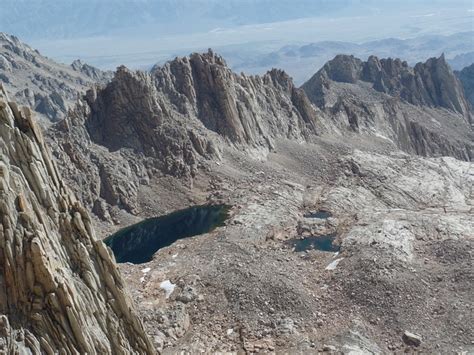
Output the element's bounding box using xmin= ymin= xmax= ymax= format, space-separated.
xmin=264 ymin=68 xmax=296 ymax=90
xmin=0 ymin=84 xmax=153 ymax=353
xmin=151 ymin=49 xmax=321 ymax=145
xmin=83 ymin=64 xmax=213 ymax=179
xmin=83 ymin=48 xmax=321 ymax=159
xmin=318 ymin=54 xmax=364 ymax=84
xmin=0 ymin=32 xmax=111 ymax=123
xmin=0 ymin=33 xmax=40 ymax=62
xmin=71 ymin=59 xmax=111 ymax=81
xmin=302 ymin=54 xmax=473 ymax=161
xmin=85 ymin=65 xmax=160 ymax=152
xmin=304 ymin=53 xmax=472 ymax=122
xmin=48 ymin=50 xmax=323 ymax=219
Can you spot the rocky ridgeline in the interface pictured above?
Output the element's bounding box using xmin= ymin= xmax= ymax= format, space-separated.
xmin=302 ymin=54 xmax=473 ymax=160
xmin=0 ymin=85 xmax=153 ymax=353
xmin=49 ymin=50 xmax=323 ymax=219
xmin=151 ymin=50 xmax=321 ymax=146
xmin=84 ymin=50 xmax=321 ymax=156
xmin=0 ymin=33 xmax=111 ymax=123
xmin=49 ymin=49 xmax=473 ymax=220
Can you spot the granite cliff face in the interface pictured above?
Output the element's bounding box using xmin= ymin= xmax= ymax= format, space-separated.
xmin=302 ymin=54 xmax=473 ymax=160
xmin=0 ymin=85 xmax=153 ymax=353
xmin=0 ymin=33 xmax=111 ymax=123
xmin=84 ymin=50 xmax=321 ymax=155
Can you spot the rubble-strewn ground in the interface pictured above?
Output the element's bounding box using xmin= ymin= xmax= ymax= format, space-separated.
xmin=112 ymin=136 xmax=473 ymax=354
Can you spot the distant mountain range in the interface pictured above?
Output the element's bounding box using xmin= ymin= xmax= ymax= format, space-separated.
xmin=2 ymin=1 xmax=472 ymax=82
xmin=0 ymin=33 xmax=111 ymax=123
xmin=223 ymin=32 xmax=474 ymax=84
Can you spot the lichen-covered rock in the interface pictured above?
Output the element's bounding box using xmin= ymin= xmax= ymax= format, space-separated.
xmin=0 ymin=85 xmax=154 ymax=353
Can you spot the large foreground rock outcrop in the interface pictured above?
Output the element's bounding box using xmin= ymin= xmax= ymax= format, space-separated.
xmin=0 ymin=85 xmax=153 ymax=353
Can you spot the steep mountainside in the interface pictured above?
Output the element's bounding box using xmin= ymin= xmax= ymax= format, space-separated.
xmin=303 ymin=54 xmax=471 ymax=120
xmin=302 ymin=54 xmax=473 ymax=160
xmin=0 ymin=33 xmax=111 ymax=123
xmin=0 ymin=85 xmax=153 ymax=353
xmin=49 ymin=50 xmax=322 ymax=219
xmin=456 ymin=63 xmax=474 ymax=108
xmin=90 ymin=50 xmax=320 ymax=151
xmin=48 ymin=51 xmax=474 ymax=222
xmin=229 ymin=32 xmax=474 ymax=85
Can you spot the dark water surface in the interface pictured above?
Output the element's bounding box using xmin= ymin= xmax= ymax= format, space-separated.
xmin=104 ymin=204 xmax=231 ymax=264
xmin=303 ymin=210 xmax=332 ymax=219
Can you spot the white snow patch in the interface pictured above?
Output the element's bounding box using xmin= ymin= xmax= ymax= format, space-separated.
xmin=326 ymin=258 xmax=344 ymax=271
xmin=227 ymin=328 xmax=234 ymax=335
xmin=172 ymin=254 xmax=179 ymax=259
xmin=141 ymin=267 xmax=151 ymax=273
xmin=374 ymin=132 xmax=392 ymax=141
xmin=160 ymin=280 xmax=176 ymax=299
xmin=140 ymin=277 xmax=145 ymax=283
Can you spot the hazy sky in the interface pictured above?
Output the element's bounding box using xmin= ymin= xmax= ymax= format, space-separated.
xmin=1 ymin=0 xmax=472 ymax=69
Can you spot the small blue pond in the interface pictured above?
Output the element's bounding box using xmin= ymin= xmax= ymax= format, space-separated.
xmin=288 ymin=209 xmax=339 ymax=252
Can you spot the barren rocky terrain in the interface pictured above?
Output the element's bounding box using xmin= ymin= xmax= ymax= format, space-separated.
xmin=50 ymin=48 xmax=474 ymax=354
xmin=116 ymin=136 xmax=473 ymax=353
xmin=0 ymin=33 xmax=473 ymax=354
